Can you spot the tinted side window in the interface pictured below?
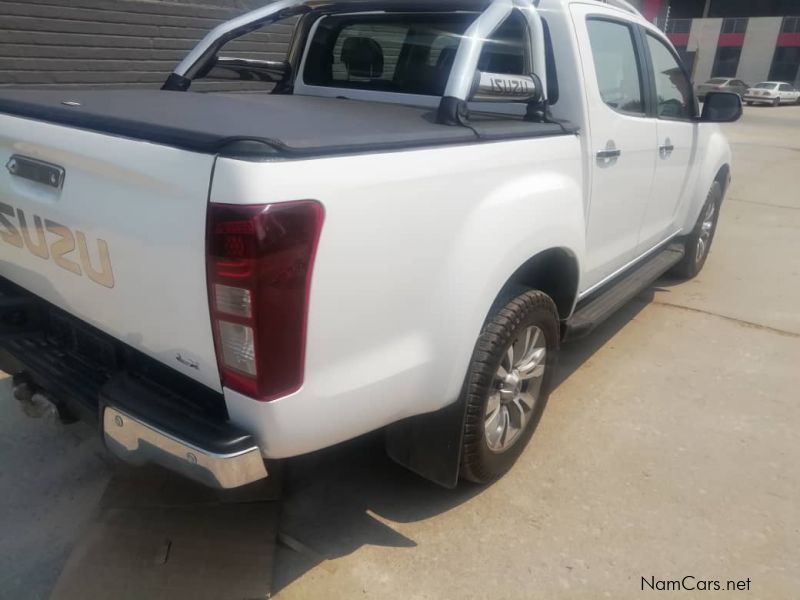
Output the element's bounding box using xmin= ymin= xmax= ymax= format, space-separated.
xmin=586 ymin=19 xmax=644 ymax=115
xmin=646 ymin=34 xmax=694 ymax=119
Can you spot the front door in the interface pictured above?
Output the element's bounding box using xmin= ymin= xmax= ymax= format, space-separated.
xmin=637 ymin=31 xmax=699 ymax=253
xmin=573 ymin=7 xmax=658 ymax=291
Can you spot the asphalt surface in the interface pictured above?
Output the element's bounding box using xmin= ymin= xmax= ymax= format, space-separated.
xmin=1 ymin=104 xmax=799 ymax=600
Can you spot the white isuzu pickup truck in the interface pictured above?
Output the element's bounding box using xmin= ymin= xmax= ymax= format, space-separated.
xmin=0 ymin=0 xmax=740 ymax=489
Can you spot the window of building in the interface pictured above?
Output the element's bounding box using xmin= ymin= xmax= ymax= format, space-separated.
xmin=711 ymin=46 xmax=742 ymax=78
xmin=782 ymin=17 xmax=800 ymax=34
xmin=666 ymin=19 xmax=692 ymax=34
xmin=586 ymin=19 xmax=645 ymax=115
xmin=769 ymin=46 xmax=800 ymax=84
xmin=707 ymin=0 xmax=800 ymax=18
xmin=720 ymin=18 xmax=748 ymax=34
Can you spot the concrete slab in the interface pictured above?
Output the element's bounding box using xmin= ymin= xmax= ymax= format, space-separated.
xmin=273 ymin=299 xmax=800 ymax=599
xmin=50 ymin=471 xmax=280 ymax=600
xmin=0 ymin=377 xmax=110 ymax=600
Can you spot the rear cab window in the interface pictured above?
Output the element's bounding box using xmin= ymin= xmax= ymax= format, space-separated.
xmin=302 ymin=13 xmax=527 ymax=97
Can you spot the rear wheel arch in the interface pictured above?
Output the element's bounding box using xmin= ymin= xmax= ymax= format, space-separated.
xmin=493 ymin=248 xmax=580 ymax=321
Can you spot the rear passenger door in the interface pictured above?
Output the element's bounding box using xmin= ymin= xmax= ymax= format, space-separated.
xmin=636 ymin=31 xmax=699 ymax=253
xmin=779 ymin=83 xmax=798 ymax=103
xmin=572 ymin=6 xmax=658 ymax=291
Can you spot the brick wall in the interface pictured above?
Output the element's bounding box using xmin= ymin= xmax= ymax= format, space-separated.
xmin=0 ymin=0 xmax=291 ymax=91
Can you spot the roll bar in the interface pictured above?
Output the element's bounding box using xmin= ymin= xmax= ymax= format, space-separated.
xmin=165 ymin=0 xmax=312 ymax=89
xmin=163 ymin=0 xmax=549 ymax=124
xmin=438 ymin=0 xmax=547 ymax=123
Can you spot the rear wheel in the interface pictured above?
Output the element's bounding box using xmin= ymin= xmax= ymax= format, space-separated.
xmin=459 ymin=289 xmax=559 ymax=483
xmin=670 ymin=181 xmax=722 ymax=280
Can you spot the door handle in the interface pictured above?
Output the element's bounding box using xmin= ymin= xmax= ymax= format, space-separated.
xmin=596 ymin=149 xmax=621 ymax=160
xmin=659 ymin=138 xmax=674 ymax=158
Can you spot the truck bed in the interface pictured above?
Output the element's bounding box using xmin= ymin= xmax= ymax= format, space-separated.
xmin=0 ymin=90 xmax=570 ymax=158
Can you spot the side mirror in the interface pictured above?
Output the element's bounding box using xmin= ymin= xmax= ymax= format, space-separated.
xmin=469 ymin=71 xmax=542 ymax=103
xmin=700 ymin=91 xmax=742 ymax=123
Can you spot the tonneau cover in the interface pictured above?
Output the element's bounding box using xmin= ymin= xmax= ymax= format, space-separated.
xmin=0 ymin=89 xmax=569 ymax=157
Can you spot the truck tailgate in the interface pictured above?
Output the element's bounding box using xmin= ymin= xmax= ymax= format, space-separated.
xmin=0 ymin=114 xmax=221 ymax=391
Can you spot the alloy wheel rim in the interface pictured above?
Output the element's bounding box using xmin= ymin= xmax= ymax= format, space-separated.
xmin=484 ymin=325 xmax=547 ymax=453
xmin=696 ymin=201 xmax=716 ymax=264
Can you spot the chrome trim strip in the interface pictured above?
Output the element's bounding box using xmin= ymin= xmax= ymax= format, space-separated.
xmin=103 ymin=406 xmax=268 ymax=489
xmin=577 ymin=232 xmax=681 ymax=301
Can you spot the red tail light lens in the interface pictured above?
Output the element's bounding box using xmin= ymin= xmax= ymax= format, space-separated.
xmin=207 ymin=201 xmax=324 ymax=401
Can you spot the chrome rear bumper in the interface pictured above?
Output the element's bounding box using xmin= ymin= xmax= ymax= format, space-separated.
xmin=104 ymin=406 xmax=268 ymax=489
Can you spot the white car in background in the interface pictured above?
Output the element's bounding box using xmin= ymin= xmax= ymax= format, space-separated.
xmin=744 ymin=82 xmax=800 ymax=106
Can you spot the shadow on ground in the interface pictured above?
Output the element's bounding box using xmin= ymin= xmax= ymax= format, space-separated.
xmin=272 ymin=289 xmax=655 ymax=594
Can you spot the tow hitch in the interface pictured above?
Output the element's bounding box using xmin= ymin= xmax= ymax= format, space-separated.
xmin=11 ymin=373 xmax=77 ymax=423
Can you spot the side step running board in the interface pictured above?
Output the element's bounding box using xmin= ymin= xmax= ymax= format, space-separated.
xmin=564 ymin=243 xmax=685 ymax=341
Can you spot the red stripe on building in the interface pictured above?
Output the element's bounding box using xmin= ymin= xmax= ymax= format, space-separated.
xmin=777 ymin=33 xmax=800 ymax=47
xmin=668 ymin=33 xmax=690 ymax=46
xmin=642 ymin=0 xmax=662 ymax=22
xmin=717 ymin=33 xmax=745 ymax=47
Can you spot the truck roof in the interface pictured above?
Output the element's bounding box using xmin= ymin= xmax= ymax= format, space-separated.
xmin=0 ymin=90 xmax=570 ymax=158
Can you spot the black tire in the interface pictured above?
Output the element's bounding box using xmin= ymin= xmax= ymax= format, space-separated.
xmin=772 ymin=97 xmax=780 ymax=107
xmin=459 ymin=289 xmax=560 ymax=483
xmin=746 ymin=101 xmax=753 ymax=106
xmin=670 ymin=181 xmax=723 ymax=280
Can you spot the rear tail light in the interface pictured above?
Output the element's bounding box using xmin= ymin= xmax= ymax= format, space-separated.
xmin=207 ymin=201 xmax=324 ymax=401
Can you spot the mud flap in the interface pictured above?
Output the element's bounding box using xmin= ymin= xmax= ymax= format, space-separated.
xmin=384 ymin=394 xmax=468 ymax=489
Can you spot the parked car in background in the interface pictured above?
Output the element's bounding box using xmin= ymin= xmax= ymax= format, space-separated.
xmin=696 ymin=78 xmax=749 ymax=100
xmin=744 ymin=82 xmax=800 ymax=106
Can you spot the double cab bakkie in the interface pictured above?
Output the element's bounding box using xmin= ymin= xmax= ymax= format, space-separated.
xmin=0 ymin=0 xmax=740 ymax=489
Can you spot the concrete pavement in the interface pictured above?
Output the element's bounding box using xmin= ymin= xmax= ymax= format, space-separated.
xmin=1 ymin=105 xmax=799 ymax=599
